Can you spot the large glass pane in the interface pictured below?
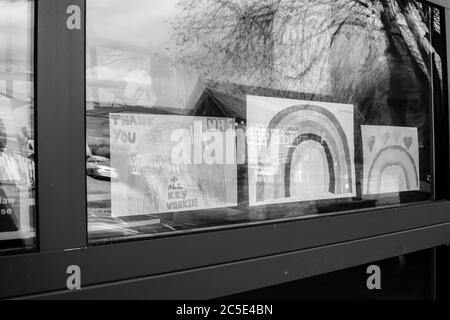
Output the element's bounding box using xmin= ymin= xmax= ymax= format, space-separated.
xmin=86 ymin=0 xmax=444 ymax=243
xmin=0 ymin=0 xmax=35 ymax=253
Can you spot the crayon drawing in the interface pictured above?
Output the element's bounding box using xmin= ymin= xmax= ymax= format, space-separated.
xmin=110 ymin=114 xmax=238 ymax=216
xmin=247 ymin=96 xmax=355 ymax=206
xmin=362 ymin=125 xmax=419 ymax=195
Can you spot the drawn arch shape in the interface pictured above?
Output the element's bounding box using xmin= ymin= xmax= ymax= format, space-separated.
xmin=256 ymin=104 xmax=353 ymax=202
xmin=366 ymin=145 xmax=419 ymax=194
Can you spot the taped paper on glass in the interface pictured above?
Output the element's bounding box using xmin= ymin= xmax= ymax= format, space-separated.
xmin=362 ymin=125 xmax=420 ymax=195
xmin=247 ymin=95 xmax=355 ymax=206
xmin=110 ymin=114 xmax=237 ymax=216
xmin=0 ymin=152 xmax=34 ymax=234
xmin=0 ymin=99 xmax=35 ymax=238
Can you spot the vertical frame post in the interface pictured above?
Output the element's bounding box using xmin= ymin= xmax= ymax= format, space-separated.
xmin=447 ymin=8 xmax=450 ymax=196
xmin=432 ymin=3 xmax=450 ymax=200
xmin=36 ymin=0 xmax=86 ymax=251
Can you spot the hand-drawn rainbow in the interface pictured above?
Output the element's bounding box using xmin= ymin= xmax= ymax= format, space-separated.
xmin=248 ymin=96 xmax=355 ymax=206
xmin=362 ymin=125 xmax=420 ymax=195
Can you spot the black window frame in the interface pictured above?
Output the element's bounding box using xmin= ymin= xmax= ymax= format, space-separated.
xmin=0 ymin=0 xmax=448 ymax=299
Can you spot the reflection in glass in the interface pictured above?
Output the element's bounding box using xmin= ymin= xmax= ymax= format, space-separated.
xmin=0 ymin=0 xmax=35 ymax=253
xmin=86 ymin=0 xmax=444 ymax=242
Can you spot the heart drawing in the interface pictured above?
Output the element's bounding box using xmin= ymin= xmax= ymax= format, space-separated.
xmin=368 ymin=136 xmax=376 ymax=152
xmin=403 ymin=136 xmax=413 ymax=150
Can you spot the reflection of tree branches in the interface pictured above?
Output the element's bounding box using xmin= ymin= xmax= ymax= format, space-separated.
xmin=171 ymin=0 xmax=279 ymax=86
xmin=171 ymin=0 xmax=441 ymax=130
xmin=171 ymin=1 xmax=438 ymax=75
xmin=398 ymin=0 xmax=442 ymax=81
xmin=171 ymin=0 xmax=374 ymax=87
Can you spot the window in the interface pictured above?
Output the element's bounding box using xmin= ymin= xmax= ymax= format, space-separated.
xmin=0 ymin=0 xmax=36 ymax=253
xmin=86 ymin=0 xmax=446 ymax=243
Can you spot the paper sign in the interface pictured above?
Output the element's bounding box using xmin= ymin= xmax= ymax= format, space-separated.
xmin=362 ymin=125 xmax=420 ymax=195
xmin=247 ymin=95 xmax=355 ymax=206
xmin=110 ymin=113 xmax=237 ymax=216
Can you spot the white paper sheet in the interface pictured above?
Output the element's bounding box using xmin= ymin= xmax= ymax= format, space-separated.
xmin=362 ymin=125 xmax=420 ymax=195
xmin=110 ymin=114 xmax=238 ymax=216
xmin=247 ymin=95 xmax=355 ymax=206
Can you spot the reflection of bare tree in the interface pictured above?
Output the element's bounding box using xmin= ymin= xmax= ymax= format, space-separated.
xmin=171 ymin=0 xmax=442 ymax=132
xmin=171 ymin=0 xmax=280 ymax=87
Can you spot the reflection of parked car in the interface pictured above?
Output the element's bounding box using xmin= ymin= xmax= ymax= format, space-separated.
xmin=86 ymin=155 xmax=119 ymax=181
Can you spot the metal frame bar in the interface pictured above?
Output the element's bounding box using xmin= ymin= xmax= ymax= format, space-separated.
xmin=1 ymin=201 xmax=450 ymax=298
xmin=36 ymin=0 xmax=87 ymax=252
xmin=0 ymin=0 xmax=448 ymax=299
xmin=429 ymin=0 xmax=449 ymax=9
xmin=26 ymin=221 xmax=450 ymax=300
xmin=434 ymin=5 xmax=450 ymax=200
